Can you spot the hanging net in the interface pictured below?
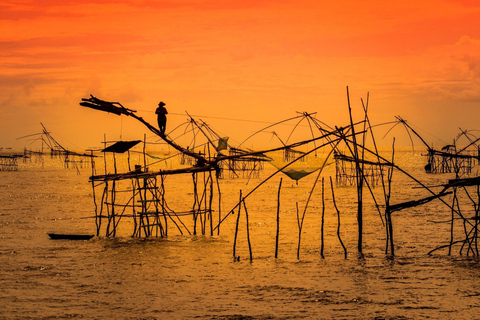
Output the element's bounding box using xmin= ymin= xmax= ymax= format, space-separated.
xmin=266 ymin=147 xmax=334 ymax=181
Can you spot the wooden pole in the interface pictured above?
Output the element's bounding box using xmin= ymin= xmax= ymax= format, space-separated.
xmin=127 ymin=149 xmax=131 ymax=172
xmin=296 ymin=202 xmax=301 ymax=260
xmin=346 ymin=86 xmax=363 ymax=255
xmin=143 ymin=134 xmax=147 ymax=171
xmin=90 ymin=150 xmax=99 ymax=236
xmin=131 ymin=179 xmax=137 ymax=237
xmin=142 ymin=178 xmax=149 ymax=237
xmin=216 ymin=172 xmax=222 ymax=236
xmin=192 ymin=173 xmax=198 ymax=235
xmin=233 ymin=190 xmax=242 ymax=261
xmin=103 ymin=133 xmax=107 ymax=180
xmin=97 ymin=183 xmax=107 ymax=236
xmin=476 ymin=185 xmax=480 ymax=255
xmin=110 ymin=153 xmax=117 ymax=237
xmin=449 ymin=187 xmax=457 ymax=255
xmin=203 ymin=169 xmax=207 ymax=235
xmin=209 ymin=170 xmax=214 ymax=236
xmin=162 ymin=176 xmax=168 ymax=237
xmin=207 ymin=141 xmax=213 ymax=236
xmin=243 ymin=200 xmax=253 ymax=262
xmin=275 ymin=177 xmax=283 ymax=259
xmin=330 ymin=176 xmax=347 ymax=259
xmin=386 ymin=139 xmax=395 ymax=256
xmin=320 ymin=177 xmax=325 ymax=259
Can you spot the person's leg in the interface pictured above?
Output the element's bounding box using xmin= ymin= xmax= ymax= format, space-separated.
xmin=160 ymin=121 xmax=166 ymax=135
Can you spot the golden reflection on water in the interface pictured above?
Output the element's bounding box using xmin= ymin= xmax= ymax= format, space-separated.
xmin=1 ymin=149 xmax=480 ymax=319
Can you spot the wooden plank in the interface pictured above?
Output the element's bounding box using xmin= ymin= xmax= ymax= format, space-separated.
xmin=89 ymin=164 xmax=216 ymax=181
xmin=445 ymin=176 xmax=480 ymax=188
xmin=388 ymin=191 xmax=452 ymax=213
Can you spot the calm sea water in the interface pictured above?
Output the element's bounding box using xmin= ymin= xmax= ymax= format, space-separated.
xmin=1 ymin=149 xmax=480 ymax=319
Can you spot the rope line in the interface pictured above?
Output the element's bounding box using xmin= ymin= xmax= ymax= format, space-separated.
xmin=135 ymin=109 xmax=312 ymax=126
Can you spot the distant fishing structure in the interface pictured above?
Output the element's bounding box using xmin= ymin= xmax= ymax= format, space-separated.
xmin=17 ymin=123 xmax=96 ymax=169
xmin=78 ymin=89 xmax=480 ymax=259
xmin=334 ymin=150 xmax=391 ymax=187
xmin=0 ymin=154 xmax=22 ymax=171
xmin=391 ymin=117 xmax=480 ymax=175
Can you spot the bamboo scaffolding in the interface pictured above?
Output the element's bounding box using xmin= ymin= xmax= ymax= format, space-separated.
xmin=88 ymin=137 xmax=217 ymax=238
xmin=334 ymin=152 xmax=391 ymax=187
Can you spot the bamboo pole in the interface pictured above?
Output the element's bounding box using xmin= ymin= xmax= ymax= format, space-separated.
xmin=161 ymin=176 xmax=167 ymax=237
xmin=330 ymin=176 xmax=347 ymax=259
xmin=192 ymin=173 xmax=198 ymax=235
xmin=131 ymin=179 xmax=137 ymax=237
xmin=141 ymin=178 xmax=149 ymax=237
xmin=321 ymin=177 xmax=325 ymax=259
xmin=346 ymin=86 xmax=363 ymax=255
xmin=233 ymin=190 xmax=242 ymax=261
xmin=90 ymin=150 xmax=99 ymax=236
xmin=449 ymin=187 xmax=457 ymax=255
xmin=209 ymin=170 xmax=214 ymax=236
xmin=202 ymin=169 xmax=207 ymax=235
xmin=216 ymin=172 xmax=222 ymax=236
xmin=143 ymin=134 xmax=147 ymax=171
xmin=104 ymin=182 xmax=111 ymax=236
xmin=112 ymin=154 xmax=118 ymax=237
xmin=198 ymin=172 xmax=205 ymax=235
xmin=296 ymin=202 xmax=302 ymax=260
xmin=243 ymin=200 xmax=253 ymax=262
xmin=475 ymin=185 xmax=479 ymax=255
xmin=386 ymin=139 xmax=395 ymax=256
xmin=207 ymin=142 xmax=213 ymax=236
xmin=151 ymin=178 xmax=160 ymax=237
xmin=101 ymin=134 xmax=108 ymax=237
xmin=97 ymin=183 xmax=107 ymax=236
xmin=275 ymin=177 xmax=283 ymax=259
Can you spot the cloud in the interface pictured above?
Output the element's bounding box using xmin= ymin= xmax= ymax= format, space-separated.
xmin=422 ymin=36 xmax=480 ymax=101
xmin=0 ymin=3 xmax=86 ymax=21
xmin=0 ymin=33 xmax=143 ymax=54
xmin=455 ymin=36 xmax=480 ymax=79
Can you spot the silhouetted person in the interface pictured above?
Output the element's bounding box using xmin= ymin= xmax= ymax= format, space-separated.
xmin=156 ymin=101 xmax=168 ymax=135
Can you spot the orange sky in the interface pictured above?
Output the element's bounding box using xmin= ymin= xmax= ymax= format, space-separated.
xmin=1 ymin=0 xmax=479 ymax=150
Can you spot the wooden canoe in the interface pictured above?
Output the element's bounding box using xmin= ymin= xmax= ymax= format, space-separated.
xmin=48 ymin=233 xmax=94 ymax=240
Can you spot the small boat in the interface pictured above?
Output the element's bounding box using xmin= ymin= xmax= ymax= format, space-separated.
xmin=48 ymin=233 xmax=94 ymax=240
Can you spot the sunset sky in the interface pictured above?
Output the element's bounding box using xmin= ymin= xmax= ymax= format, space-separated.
xmin=1 ymin=0 xmax=479 ymax=150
